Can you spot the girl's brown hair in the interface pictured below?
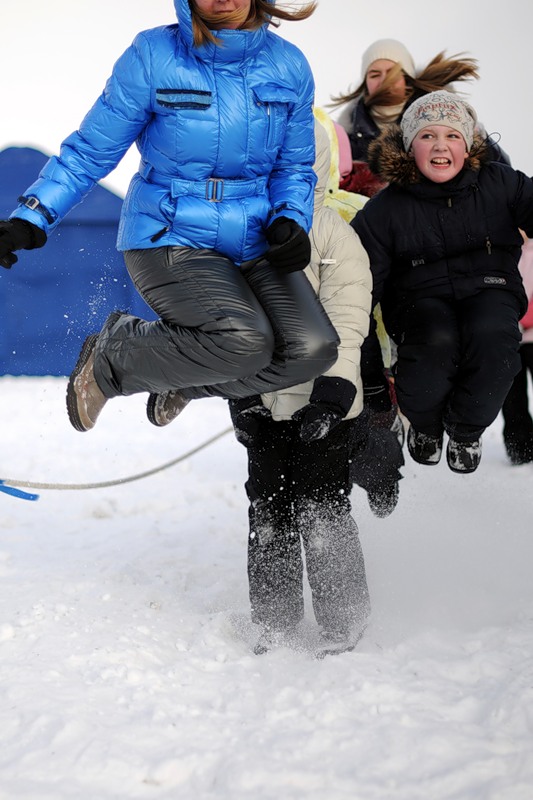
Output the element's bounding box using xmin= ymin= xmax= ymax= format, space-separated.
xmin=331 ymin=52 xmax=479 ymax=110
xmin=189 ymin=1 xmax=317 ymax=47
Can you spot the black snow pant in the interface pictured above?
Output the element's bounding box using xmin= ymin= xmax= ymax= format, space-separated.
xmin=386 ymin=290 xmax=522 ymax=441
xmin=94 ymin=247 xmax=339 ymax=400
xmin=501 ymin=342 xmax=533 ymax=460
xmin=242 ymin=415 xmax=371 ymax=636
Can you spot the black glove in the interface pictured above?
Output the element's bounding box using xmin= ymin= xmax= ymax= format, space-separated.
xmin=228 ymin=395 xmax=271 ymax=447
xmin=265 ymin=216 xmax=311 ymax=273
xmin=293 ymin=376 xmax=356 ymax=442
xmin=0 ymin=219 xmax=47 ymax=269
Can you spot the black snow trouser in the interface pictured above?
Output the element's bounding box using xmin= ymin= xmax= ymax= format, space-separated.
xmin=94 ymin=246 xmax=339 ymax=400
xmin=242 ymin=415 xmax=370 ymax=635
xmin=501 ymin=342 xmax=533 ymax=456
xmin=386 ymin=290 xmax=522 ymax=441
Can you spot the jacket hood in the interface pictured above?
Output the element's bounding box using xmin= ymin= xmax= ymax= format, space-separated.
xmin=312 ymin=113 xmax=333 ymax=214
xmin=174 ymin=0 xmax=273 ymax=58
xmin=313 ymin=107 xmax=367 ymax=222
xmin=367 ymin=124 xmax=490 ymax=188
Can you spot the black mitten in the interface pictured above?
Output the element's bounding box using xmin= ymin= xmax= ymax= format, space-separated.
xmin=0 ymin=219 xmax=47 ymax=268
xmin=228 ymin=395 xmax=271 ymax=447
xmin=294 ymin=376 xmax=356 ymax=442
xmin=265 ymin=216 xmax=311 ymax=273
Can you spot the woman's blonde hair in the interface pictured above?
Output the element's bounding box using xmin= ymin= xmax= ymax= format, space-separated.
xmin=189 ymin=1 xmax=317 ymax=47
xmin=331 ymin=51 xmax=479 ymax=110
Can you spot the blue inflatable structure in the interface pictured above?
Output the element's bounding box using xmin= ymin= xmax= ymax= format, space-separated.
xmin=0 ymin=146 xmax=155 ymax=376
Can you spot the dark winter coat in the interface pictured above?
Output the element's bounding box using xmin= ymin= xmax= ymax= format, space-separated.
xmin=10 ymin=0 xmax=316 ymax=264
xmin=352 ymin=128 xmax=532 ymax=325
xmin=346 ymin=98 xmax=382 ymax=163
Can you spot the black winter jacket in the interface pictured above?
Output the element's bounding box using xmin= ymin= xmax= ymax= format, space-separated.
xmin=352 ymin=128 xmax=531 ymax=325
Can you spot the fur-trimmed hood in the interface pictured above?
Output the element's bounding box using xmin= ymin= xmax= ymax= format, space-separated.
xmin=367 ymin=124 xmax=491 ymax=188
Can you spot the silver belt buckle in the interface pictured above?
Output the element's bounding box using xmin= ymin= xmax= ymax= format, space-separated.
xmin=206 ymin=178 xmax=224 ymax=202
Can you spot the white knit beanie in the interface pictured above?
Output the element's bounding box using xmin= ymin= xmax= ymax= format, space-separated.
xmin=401 ymin=90 xmax=477 ymax=151
xmin=360 ymin=39 xmax=416 ymax=80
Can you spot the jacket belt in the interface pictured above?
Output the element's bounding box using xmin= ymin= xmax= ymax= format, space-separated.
xmin=139 ymin=161 xmax=268 ymax=202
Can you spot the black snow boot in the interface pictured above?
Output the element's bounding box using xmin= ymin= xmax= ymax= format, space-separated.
xmin=504 ymin=434 xmax=533 ymax=465
xmin=367 ymin=482 xmax=399 ymax=518
xmin=446 ymin=437 xmax=482 ymax=474
xmin=407 ymin=426 xmax=443 ymax=465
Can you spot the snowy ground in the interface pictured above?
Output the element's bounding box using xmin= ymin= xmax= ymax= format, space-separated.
xmin=0 ymin=376 xmax=532 ymax=800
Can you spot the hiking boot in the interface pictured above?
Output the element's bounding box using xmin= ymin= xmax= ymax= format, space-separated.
xmin=407 ymin=426 xmax=443 ymax=465
xmin=147 ymin=390 xmax=190 ymax=427
xmin=367 ymin=482 xmax=399 ymax=518
xmin=66 ymin=310 xmax=123 ymax=432
xmin=66 ymin=335 xmax=108 ymax=432
xmin=446 ymin=437 xmax=482 ymax=474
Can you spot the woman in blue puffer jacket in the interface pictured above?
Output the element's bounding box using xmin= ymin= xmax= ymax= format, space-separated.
xmin=0 ymin=0 xmax=339 ymax=432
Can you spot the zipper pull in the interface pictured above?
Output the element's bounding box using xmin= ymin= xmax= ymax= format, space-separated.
xmin=150 ymin=226 xmax=169 ymax=243
xmin=486 ymin=236 xmax=492 ymax=255
xmin=447 ymin=197 xmax=452 ymax=207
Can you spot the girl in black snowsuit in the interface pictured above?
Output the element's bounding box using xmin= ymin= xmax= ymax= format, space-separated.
xmin=352 ymin=91 xmax=532 ymax=474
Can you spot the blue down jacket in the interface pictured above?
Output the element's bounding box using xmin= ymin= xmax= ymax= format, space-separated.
xmin=11 ymin=0 xmax=316 ymax=264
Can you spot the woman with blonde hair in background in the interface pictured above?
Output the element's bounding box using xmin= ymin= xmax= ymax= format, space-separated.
xmin=332 ymin=38 xmax=509 ymax=198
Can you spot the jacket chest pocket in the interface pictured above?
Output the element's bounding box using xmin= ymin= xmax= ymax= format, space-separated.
xmin=252 ymin=87 xmax=297 ymax=150
xmin=155 ymin=88 xmax=213 ymax=111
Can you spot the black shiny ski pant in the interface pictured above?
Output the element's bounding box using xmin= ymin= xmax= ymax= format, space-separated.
xmin=93 ymin=246 xmax=339 ymax=400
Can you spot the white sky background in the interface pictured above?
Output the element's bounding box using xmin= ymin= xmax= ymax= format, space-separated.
xmin=2 ymin=0 xmax=532 ymax=197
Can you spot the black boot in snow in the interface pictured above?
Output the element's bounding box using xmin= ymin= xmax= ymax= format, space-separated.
xmin=315 ymin=626 xmax=366 ymax=659
xmin=504 ymin=434 xmax=533 ymax=465
xmin=446 ymin=438 xmax=482 ymax=474
xmin=367 ymin=482 xmax=399 ymax=518
xmin=407 ymin=426 xmax=443 ymax=465
xmin=253 ymin=626 xmax=298 ymax=655
xmin=147 ymin=390 xmax=190 ymax=427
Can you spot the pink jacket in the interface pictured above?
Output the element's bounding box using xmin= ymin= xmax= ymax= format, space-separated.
xmin=519 ymin=239 xmax=533 ymax=341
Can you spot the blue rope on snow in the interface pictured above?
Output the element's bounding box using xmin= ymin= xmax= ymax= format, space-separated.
xmin=0 ymin=481 xmax=39 ymax=502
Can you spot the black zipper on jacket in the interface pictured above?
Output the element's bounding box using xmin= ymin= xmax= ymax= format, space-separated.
xmin=151 ymin=226 xmax=169 ymax=243
xmin=486 ymin=236 xmax=492 ymax=255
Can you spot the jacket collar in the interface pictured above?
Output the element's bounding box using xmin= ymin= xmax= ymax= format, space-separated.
xmin=174 ymin=0 xmax=270 ymax=63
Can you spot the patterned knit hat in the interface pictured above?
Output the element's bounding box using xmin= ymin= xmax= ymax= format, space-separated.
xmin=360 ymin=39 xmax=416 ymax=80
xmin=401 ymin=90 xmax=477 ymax=151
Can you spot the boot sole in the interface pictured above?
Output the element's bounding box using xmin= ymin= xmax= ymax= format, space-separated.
xmin=447 ymin=461 xmax=480 ymax=475
xmin=146 ymin=393 xmax=164 ymax=427
xmin=66 ymin=334 xmax=98 ymax=432
xmin=146 ymin=392 xmax=189 ymax=427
